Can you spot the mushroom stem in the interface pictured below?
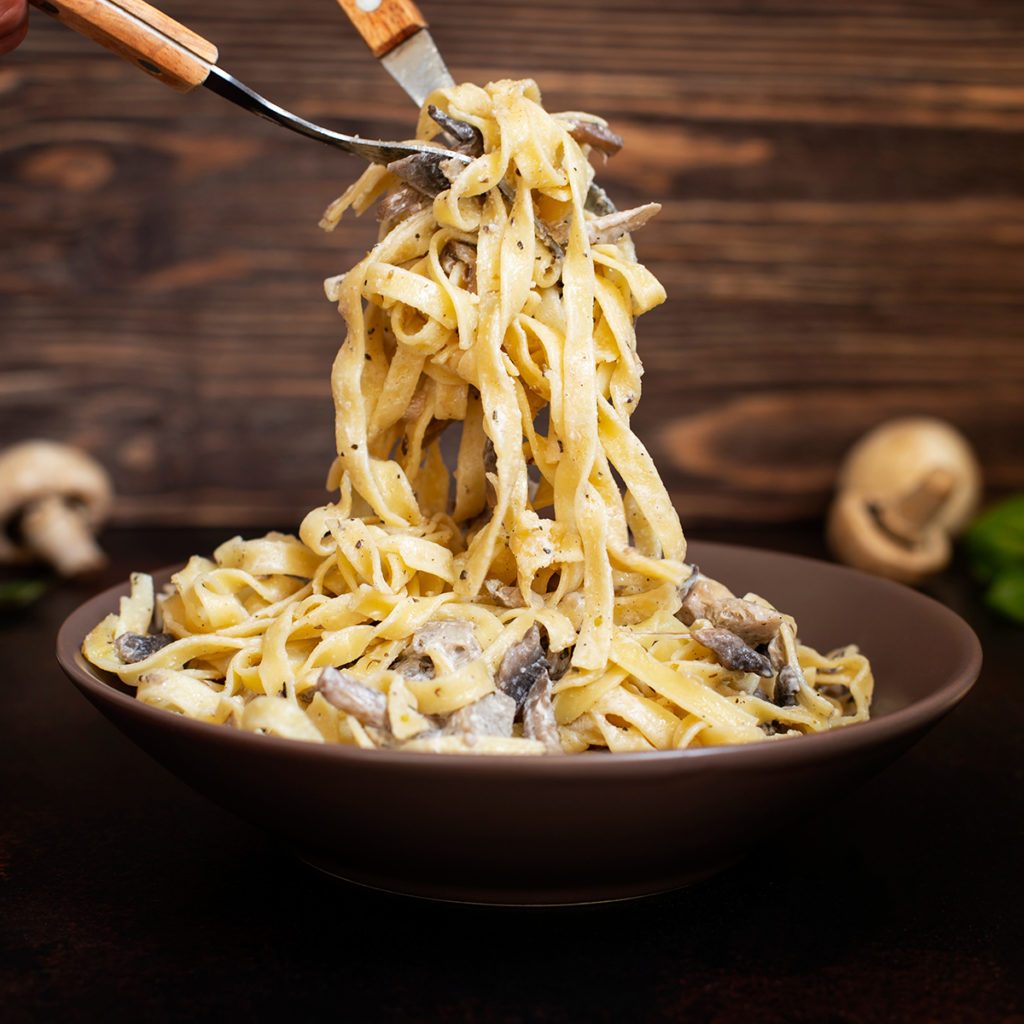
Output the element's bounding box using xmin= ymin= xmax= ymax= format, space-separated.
xmin=20 ymin=495 xmax=107 ymax=576
xmin=877 ymin=467 xmax=956 ymax=543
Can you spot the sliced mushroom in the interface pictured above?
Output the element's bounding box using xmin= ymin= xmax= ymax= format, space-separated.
xmin=584 ymin=181 xmax=616 ymax=216
xmin=377 ymin=183 xmax=428 ymax=223
xmin=773 ymin=666 xmax=802 ymax=708
xmin=545 ymin=644 xmax=573 ymax=680
xmin=443 ymin=691 xmax=516 ymax=738
xmin=391 ymin=653 xmax=435 ymax=681
xmin=440 ymin=239 xmax=477 ymax=292
xmin=483 ymin=578 xmax=525 ymax=608
xmin=114 ymin=632 xmax=174 ymax=664
xmin=0 ymin=440 xmax=112 ymax=576
xmin=317 ymin=667 xmax=388 ymax=729
xmin=677 ymin=568 xmax=734 ymax=626
xmin=690 ymin=625 xmax=773 ymax=678
xmin=678 ymin=567 xmax=788 ymax=646
xmin=440 ymin=240 xmax=477 ymax=273
xmin=587 ymin=203 xmax=661 ymax=246
xmin=550 ymin=203 xmax=661 ymax=247
xmin=768 ymin=623 xmax=807 ymax=708
xmin=522 ymin=669 xmax=561 ymax=752
xmin=428 ymin=104 xmax=484 ymax=156
xmin=407 ymin=619 xmax=481 ymax=673
xmin=712 ymin=599 xmax=784 ymax=647
xmin=495 ymin=625 xmax=549 ymax=707
xmin=561 ymin=116 xmax=624 ymax=156
xmin=387 ymin=151 xmax=455 ymax=198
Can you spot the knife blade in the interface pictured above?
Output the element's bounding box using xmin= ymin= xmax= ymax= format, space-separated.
xmin=335 ymin=0 xmax=453 ymax=106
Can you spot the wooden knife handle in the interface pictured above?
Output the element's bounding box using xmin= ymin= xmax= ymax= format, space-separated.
xmin=335 ymin=0 xmax=426 ymax=59
xmin=29 ymin=0 xmax=218 ymax=92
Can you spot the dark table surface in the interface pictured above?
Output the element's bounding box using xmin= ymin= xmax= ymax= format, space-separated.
xmin=2 ymin=524 xmax=1021 ymax=1023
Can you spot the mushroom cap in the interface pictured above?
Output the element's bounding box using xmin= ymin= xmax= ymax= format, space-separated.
xmin=837 ymin=417 xmax=981 ymax=535
xmin=0 ymin=440 xmax=112 ymax=562
xmin=827 ymin=491 xmax=950 ymax=585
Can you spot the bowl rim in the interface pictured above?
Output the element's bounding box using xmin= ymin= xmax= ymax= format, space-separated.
xmin=56 ymin=540 xmax=982 ymax=776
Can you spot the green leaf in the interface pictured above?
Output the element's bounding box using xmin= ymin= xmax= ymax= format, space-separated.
xmin=986 ymin=566 xmax=1024 ymax=624
xmin=0 ymin=579 xmax=48 ymax=609
xmin=965 ymin=494 xmax=1024 ymax=583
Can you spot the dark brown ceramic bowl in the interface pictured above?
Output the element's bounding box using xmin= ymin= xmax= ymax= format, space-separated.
xmin=57 ymin=541 xmax=981 ymax=905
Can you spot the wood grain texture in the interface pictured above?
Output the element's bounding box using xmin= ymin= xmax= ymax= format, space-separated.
xmin=29 ymin=0 xmax=217 ymax=92
xmin=101 ymin=0 xmax=217 ymax=62
xmin=1 ymin=0 xmax=1023 ymax=527
xmin=335 ymin=0 xmax=426 ymax=58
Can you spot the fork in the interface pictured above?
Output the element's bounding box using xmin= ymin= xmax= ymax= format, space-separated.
xmin=335 ymin=0 xmax=618 ymax=215
xmin=28 ymin=0 xmax=470 ymax=169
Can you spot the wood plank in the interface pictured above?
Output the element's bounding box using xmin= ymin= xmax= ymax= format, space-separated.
xmin=1 ymin=0 xmax=1022 ymax=526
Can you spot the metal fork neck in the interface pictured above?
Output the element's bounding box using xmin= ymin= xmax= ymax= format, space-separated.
xmin=203 ymin=66 xmax=469 ymax=168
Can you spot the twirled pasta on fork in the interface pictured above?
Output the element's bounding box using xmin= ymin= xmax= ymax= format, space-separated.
xmin=84 ymin=80 xmax=872 ymax=754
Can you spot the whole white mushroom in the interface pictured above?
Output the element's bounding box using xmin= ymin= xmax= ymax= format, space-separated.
xmin=0 ymin=440 xmax=113 ymax=576
xmin=827 ymin=418 xmax=982 ymax=585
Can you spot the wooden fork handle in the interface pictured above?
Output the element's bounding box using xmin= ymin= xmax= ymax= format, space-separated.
xmin=29 ymin=0 xmax=218 ymax=92
xmin=335 ymin=0 xmax=427 ymax=59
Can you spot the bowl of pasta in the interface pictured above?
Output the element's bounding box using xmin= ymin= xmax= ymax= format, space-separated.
xmin=56 ymin=80 xmax=979 ymax=902
xmin=58 ymin=540 xmax=980 ymax=905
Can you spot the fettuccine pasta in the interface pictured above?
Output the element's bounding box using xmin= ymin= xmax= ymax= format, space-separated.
xmin=84 ymin=80 xmax=873 ymax=754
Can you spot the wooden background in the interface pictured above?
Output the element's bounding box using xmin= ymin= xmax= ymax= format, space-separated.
xmin=2 ymin=0 xmax=1022 ymax=527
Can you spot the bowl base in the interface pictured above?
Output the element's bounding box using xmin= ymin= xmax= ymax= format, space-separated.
xmin=57 ymin=545 xmax=982 ymax=911
xmin=295 ymin=850 xmax=735 ymax=906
